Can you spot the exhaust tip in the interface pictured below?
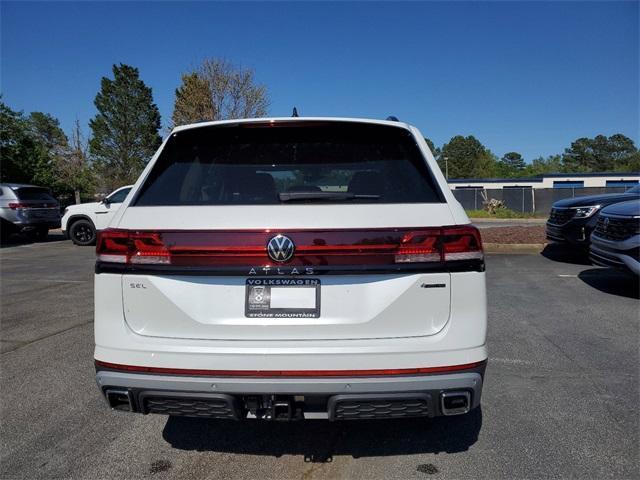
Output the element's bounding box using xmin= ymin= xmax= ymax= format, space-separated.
xmin=105 ymin=389 xmax=133 ymax=412
xmin=440 ymin=391 xmax=471 ymax=416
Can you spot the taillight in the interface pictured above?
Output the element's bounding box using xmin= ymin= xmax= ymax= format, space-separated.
xmin=442 ymin=226 xmax=484 ymax=261
xmin=7 ymin=202 xmax=56 ymax=209
xmin=96 ymin=230 xmax=170 ymax=264
xmin=395 ymin=226 xmax=483 ymax=263
xmin=8 ymin=202 xmax=29 ymax=209
xmin=96 ymin=226 xmax=483 ymax=269
xmin=96 ymin=229 xmax=129 ymax=263
xmin=395 ymin=230 xmax=441 ymax=263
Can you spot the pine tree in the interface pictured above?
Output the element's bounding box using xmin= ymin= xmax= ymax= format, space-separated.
xmin=27 ymin=112 xmax=69 ymax=189
xmin=89 ymin=64 xmax=161 ymax=190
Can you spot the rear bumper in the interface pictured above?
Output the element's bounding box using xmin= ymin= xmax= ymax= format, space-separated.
xmin=4 ymin=220 xmax=61 ymax=231
xmin=94 ymin=270 xmax=488 ymax=419
xmin=26 ymin=221 xmax=61 ymax=230
xmin=96 ymin=362 xmax=485 ymax=420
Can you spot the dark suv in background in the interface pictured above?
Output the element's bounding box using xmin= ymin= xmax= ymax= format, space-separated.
xmin=0 ymin=183 xmax=61 ymax=241
xmin=589 ymin=199 xmax=640 ymax=276
xmin=546 ymin=185 xmax=640 ymax=248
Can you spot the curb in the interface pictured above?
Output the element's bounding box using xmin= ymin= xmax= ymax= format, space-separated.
xmin=483 ymin=243 xmax=547 ymax=254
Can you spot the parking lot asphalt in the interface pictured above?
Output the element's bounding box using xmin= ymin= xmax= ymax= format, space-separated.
xmin=1 ymin=237 xmax=638 ymax=479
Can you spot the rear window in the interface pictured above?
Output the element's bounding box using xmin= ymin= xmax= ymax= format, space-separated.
xmin=134 ymin=122 xmax=443 ymax=206
xmin=14 ymin=187 xmax=56 ymax=202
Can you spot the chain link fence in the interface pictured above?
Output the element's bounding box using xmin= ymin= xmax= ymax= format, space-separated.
xmin=452 ymin=187 xmax=629 ymax=216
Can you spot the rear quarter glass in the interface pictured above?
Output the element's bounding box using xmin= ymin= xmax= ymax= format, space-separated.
xmin=133 ymin=122 xmax=444 ymax=206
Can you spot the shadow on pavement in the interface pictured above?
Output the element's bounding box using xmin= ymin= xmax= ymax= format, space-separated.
xmin=0 ymin=232 xmax=66 ymax=249
xmin=162 ymin=408 xmax=482 ymax=462
xmin=578 ymin=268 xmax=639 ymax=300
xmin=540 ymin=243 xmax=590 ymax=266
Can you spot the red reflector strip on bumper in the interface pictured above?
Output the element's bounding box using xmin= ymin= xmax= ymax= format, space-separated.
xmin=94 ymin=360 xmax=486 ymax=377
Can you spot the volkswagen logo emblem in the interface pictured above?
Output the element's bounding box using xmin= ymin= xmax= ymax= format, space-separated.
xmin=603 ymin=217 xmax=610 ymax=232
xmin=267 ymin=234 xmax=295 ymax=262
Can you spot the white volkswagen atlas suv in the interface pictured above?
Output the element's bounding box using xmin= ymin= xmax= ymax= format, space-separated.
xmin=94 ymin=117 xmax=487 ymax=421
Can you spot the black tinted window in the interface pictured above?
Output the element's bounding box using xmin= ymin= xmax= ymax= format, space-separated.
xmin=135 ymin=122 xmax=443 ymax=206
xmin=107 ymin=187 xmax=131 ymax=203
xmin=15 ymin=187 xmax=56 ymax=201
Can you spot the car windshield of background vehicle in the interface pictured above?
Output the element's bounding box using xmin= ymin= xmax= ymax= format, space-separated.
xmin=134 ymin=122 xmax=444 ymax=206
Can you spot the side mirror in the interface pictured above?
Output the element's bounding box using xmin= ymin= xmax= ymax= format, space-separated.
xmin=102 ymin=197 xmax=111 ymax=205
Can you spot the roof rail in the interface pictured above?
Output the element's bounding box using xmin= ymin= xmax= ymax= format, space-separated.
xmin=386 ymin=116 xmax=399 ymax=122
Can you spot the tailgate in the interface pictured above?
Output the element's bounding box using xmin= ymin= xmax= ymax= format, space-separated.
xmin=107 ymin=204 xmax=466 ymax=341
xmin=122 ymin=272 xmax=450 ymax=340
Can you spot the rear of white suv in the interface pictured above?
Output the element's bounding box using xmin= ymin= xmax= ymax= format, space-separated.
xmin=94 ymin=118 xmax=487 ymax=420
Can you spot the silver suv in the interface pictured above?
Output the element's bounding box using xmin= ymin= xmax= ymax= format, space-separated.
xmin=0 ymin=183 xmax=61 ymax=241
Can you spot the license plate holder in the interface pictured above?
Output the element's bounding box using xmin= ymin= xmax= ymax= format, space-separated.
xmin=245 ymin=278 xmax=321 ymax=318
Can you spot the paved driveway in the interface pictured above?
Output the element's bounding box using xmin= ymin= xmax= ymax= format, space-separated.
xmin=1 ymin=238 xmax=638 ymax=479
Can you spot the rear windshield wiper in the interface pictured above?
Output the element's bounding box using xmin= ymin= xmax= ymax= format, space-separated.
xmin=278 ymin=191 xmax=381 ymax=202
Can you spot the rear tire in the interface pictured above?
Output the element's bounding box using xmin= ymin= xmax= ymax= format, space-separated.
xmin=69 ymin=219 xmax=96 ymax=246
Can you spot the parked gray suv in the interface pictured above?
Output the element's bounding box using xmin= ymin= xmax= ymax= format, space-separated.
xmin=0 ymin=183 xmax=61 ymax=241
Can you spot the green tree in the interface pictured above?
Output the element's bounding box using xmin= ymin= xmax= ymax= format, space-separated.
xmin=562 ymin=134 xmax=637 ymax=172
xmin=89 ymin=64 xmax=162 ymax=190
xmin=26 ymin=112 xmax=68 ymax=153
xmin=26 ymin=112 xmax=68 ymax=190
xmin=0 ymin=101 xmax=70 ymax=192
xmin=424 ymin=137 xmax=440 ymax=159
xmin=171 ymin=58 xmax=269 ymax=126
xmin=499 ymin=152 xmax=525 ymax=176
xmin=523 ymin=155 xmax=564 ymax=176
xmin=621 ymin=151 xmax=640 ymax=172
xmin=0 ymin=100 xmax=38 ymax=183
xmin=440 ymin=135 xmax=496 ymax=178
xmin=172 ymin=72 xmax=215 ymax=127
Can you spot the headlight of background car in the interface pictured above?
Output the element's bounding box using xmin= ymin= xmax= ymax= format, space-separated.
xmin=571 ymin=205 xmax=600 ymax=218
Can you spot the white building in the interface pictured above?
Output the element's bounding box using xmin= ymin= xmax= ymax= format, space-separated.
xmin=447 ymin=172 xmax=639 ymax=190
